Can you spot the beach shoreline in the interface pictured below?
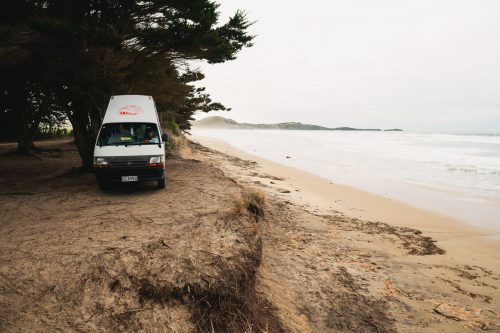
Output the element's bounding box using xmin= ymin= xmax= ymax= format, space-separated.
xmin=190 ymin=134 xmax=500 ymax=269
xmin=186 ymin=134 xmax=500 ymax=331
xmin=190 ymin=128 xmax=500 ymax=232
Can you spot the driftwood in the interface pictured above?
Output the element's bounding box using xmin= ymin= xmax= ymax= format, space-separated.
xmin=18 ymin=285 xmax=57 ymax=311
xmin=433 ymin=306 xmax=461 ymax=321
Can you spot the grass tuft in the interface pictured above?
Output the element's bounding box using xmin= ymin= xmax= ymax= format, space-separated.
xmin=232 ymin=188 xmax=266 ymax=221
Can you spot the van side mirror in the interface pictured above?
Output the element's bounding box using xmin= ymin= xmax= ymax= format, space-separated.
xmin=161 ymin=133 xmax=168 ymax=142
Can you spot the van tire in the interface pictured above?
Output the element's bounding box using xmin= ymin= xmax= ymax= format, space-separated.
xmin=99 ymin=181 xmax=111 ymax=191
xmin=157 ymin=178 xmax=166 ymax=189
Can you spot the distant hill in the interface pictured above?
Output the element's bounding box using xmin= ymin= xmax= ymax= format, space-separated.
xmin=192 ymin=116 xmax=241 ymax=128
xmin=192 ymin=116 xmax=396 ymax=131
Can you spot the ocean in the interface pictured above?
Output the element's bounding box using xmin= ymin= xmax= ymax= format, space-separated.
xmin=192 ymin=128 xmax=500 ymax=232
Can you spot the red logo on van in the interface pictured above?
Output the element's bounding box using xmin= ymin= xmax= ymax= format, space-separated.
xmin=117 ymin=105 xmax=144 ymax=116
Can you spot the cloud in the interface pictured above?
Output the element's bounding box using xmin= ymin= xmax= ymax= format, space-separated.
xmin=196 ymin=0 xmax=500 ymax=131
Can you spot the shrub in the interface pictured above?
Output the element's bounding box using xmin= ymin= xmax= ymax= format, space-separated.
xmin=164 ymin=120 xmax=181 ymax=136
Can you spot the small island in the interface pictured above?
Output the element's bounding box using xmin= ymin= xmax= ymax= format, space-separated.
xmin=193 ymin=116 xmax=402 ymax=132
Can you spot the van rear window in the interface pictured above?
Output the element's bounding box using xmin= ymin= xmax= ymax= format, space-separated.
xmin=97 ymin=123 xmax=160 ymax=146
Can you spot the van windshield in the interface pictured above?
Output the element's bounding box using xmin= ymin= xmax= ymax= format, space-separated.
xmin=97 ymin=123 xmax=160 ymax=146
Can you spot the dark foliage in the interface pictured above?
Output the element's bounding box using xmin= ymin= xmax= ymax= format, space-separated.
xmin=0 ymin=0 xmax=253 ymax=169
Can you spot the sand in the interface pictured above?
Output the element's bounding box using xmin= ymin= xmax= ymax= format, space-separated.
xmin=190 ymin=135 xmax=500 ymax=268
xmin=0 ymin=137 xmax=499 ymax=332
xmin=189 ymin=134 xmax=500 ymax=332
xmin=0 ymin=139 xmax=272 ymax=332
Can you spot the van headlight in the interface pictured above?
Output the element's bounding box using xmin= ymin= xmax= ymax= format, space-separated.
xmin=149 ymin=156 xmax=163 ymax=164
xmin=94 ymin=157 xmax=109 ymax=167
xmin=148 ymin=156 xmax=164 ymax=167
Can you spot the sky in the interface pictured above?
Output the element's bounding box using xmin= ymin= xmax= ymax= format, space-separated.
xmin=193 ymin=0 xmax=500 ymax=131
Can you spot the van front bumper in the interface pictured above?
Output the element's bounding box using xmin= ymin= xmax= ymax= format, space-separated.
xmin=94 ymin=166 xmax=165 ymax=183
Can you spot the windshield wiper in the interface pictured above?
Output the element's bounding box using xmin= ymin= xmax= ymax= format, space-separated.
xmin=100 ymin=142 xmax=155 ymax=147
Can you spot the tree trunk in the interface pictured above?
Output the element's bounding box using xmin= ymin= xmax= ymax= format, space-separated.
xmin=68 ymin=110 xmax=95 ymax=173
xmin=17 ymin=104 xmax=37 ymax=154
xmin=17 ymin=131 xmax=36 ymax=154
xmin=67 ymin=97 xmax=105 ymax=173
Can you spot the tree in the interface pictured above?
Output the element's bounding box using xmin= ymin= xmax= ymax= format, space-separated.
xmin=0 ymin=0 xmax=253 ymax=170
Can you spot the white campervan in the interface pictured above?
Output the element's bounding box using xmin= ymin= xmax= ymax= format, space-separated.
xmin=93 ymin=95 xmax=167 ymax=190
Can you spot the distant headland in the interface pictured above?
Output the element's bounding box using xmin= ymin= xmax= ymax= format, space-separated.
xmin=192 ymin=116 xmax=403 ymax=132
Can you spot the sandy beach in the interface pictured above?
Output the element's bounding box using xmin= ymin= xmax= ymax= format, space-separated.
xmin=191 ymin=135 xmax=500 ymax=265
xmin=189 ymin=134 xmax=500 ymax=331
xmin=1 ymin=137 xmax=499 ymax=332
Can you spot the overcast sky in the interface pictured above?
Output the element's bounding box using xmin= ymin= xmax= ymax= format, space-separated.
xmin=194 ymin=0 xmax=500 ymax=131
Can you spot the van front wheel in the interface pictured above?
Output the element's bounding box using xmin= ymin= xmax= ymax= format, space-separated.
xmin=157 ymin=178 xmax=166 ymax=189
xmin=99 ymin=181 xmax=111 ymax=191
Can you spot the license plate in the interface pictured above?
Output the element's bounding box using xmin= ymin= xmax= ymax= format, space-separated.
xmin=121 ymin=176 xmax=138 ymax=182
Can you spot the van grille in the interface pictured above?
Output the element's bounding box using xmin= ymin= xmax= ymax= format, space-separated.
xmin=107 ymin=156 xmax=150 ymax=167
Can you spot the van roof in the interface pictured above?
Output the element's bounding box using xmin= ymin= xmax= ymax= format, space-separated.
xmin=102 ymin=95 xmax=159 ymax=124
